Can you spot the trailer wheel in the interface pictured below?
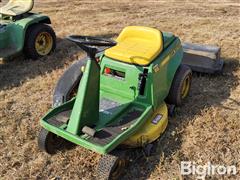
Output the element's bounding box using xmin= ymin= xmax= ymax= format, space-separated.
xmin=166 ymin=65 xmax=192 ymax=106
xmin=24 ymin=23 xmax=56 ymax=60
xmin=38 ymin=128 xmax=64 ymax=154
xmin=98 ymin=154 xmax=127 ymax=180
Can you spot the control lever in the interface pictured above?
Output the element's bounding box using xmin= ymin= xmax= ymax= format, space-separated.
xmin=138 ymin=68 xmax=148 ymax=95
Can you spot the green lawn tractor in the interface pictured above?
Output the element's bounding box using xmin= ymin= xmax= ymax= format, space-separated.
xmin=0 ymin=0 xmax=56 ymax=60
xmin=38 ymin=26 xmax=193 ymax=179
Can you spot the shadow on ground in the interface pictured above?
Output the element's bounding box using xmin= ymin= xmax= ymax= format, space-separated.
xmin=122 ymin=58 xmax=239 ymax=179
xmin=0 ymin=33 xmax=118 ymax=91
xmin=0 ymin=38 xmax=80 ymax=90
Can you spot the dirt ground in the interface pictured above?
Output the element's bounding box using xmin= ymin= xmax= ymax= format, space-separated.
xmin=0 ymin=0 xmax=239 ymax=179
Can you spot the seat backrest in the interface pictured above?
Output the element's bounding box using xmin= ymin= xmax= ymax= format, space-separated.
xmin=0 ymin=0 xmax=34 ymax=16
xmin=104 ymin=26 xmax=164 ymax=66
xmin=116 ymin=26 xmax=162 ymax=44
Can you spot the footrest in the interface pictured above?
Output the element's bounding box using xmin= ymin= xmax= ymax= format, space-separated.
xmin=46 ymin=110 xmax=71 ymax=127
xmin=87 ymin=109 xmax=143 ymax=146
xmin=82 ymin=126 xmax=96 ymax=137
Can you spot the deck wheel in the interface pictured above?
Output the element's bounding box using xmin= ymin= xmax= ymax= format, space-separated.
xmin=97 ymin=153 xmax=127 ymax=180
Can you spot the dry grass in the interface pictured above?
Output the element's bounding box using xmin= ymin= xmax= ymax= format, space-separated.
xmin=0 ymin=0 xmax=239 ymax=179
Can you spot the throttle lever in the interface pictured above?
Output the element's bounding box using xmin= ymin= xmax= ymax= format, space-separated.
xmin=138 ymin=68 xmax=148 ymax=95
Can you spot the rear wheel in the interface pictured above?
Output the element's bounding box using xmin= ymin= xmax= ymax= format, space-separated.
xmin=98 ymin=154 xmax=127 ymax=180
xmin=166 ymin=65 xmax=192 ymax=106
xmin=52 ymin=58 xmax=88 ymax=107
xmin=24 ymin=23 xmax=56 ymax=60
xmin=38 ymin=128 xmax=64 ymax=154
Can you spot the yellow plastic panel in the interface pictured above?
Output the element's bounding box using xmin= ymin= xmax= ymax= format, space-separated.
xmin=122 ymin=103 xmax=168 ymax=147
xmin=105 ymin=26 xmax=163 ymax=66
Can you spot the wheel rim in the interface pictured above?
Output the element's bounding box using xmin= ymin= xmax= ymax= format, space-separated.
xmin=111 ymin=159 xmax=126 ymax=179
xmin=181 ymin=75 xmax=191 ymax=99
xmin=35 ymin=32 xmax=53 ymax=56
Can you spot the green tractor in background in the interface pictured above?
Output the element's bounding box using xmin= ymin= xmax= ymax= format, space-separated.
xmin=0 ymin=0 xmax=56 ymax=60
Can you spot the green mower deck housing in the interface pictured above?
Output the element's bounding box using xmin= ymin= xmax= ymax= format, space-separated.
xmin=40 ymin=31 xmax=183 ymax=154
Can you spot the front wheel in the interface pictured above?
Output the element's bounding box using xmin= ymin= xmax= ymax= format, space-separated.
xmin=38 ymin=128 xmax=64 ymax=154
xmin=98 ymin=154 xmax=127 ymax=180
xmin=24 ymin=23 xmax=56 ymax=60
xmin=166 ymin=64 xmax=192 ymax=106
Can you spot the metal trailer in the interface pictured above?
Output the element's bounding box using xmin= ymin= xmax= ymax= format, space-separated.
xmin=182 ymin=42 xmax=224 ymax=74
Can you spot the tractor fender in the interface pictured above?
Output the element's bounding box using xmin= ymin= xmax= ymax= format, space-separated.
xmin=9 ymin=14 xmax=52 ymax=54
xmin=53 ymin=57 xmax=87 ymax=107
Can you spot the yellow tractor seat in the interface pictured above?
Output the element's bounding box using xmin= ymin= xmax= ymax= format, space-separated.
xmin=0 ymin=0 xmax=34 ymax=16
xmin=105 ymin=26 xmax=164 ymax=66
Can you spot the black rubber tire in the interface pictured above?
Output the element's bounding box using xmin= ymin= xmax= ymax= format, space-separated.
xmin=52 ymin=58 xmax=88 ymax=107
xmin=166 ymin=64 xmax=192 ymax=106
xmin=167 ymin=104 xmax=176 ymax=117
xmin=24 ymin=23 xmax=56 ymax=60
xmin=98 ymin=154 xmax=127 ymax=180
xmin=52 ymin=52 xmax=103 ymax=107
xmin=38 ymin=128 xmax=64 ymax=154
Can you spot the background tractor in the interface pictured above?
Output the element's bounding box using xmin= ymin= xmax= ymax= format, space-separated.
xmin=0 ymin=0 xmax=56 ymax=60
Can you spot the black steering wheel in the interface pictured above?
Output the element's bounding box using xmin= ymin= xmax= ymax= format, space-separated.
xmin=67 ymin=35 xmax=116 ymax=59
xmin=67 ymin=35 xmax=116 ymax=47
